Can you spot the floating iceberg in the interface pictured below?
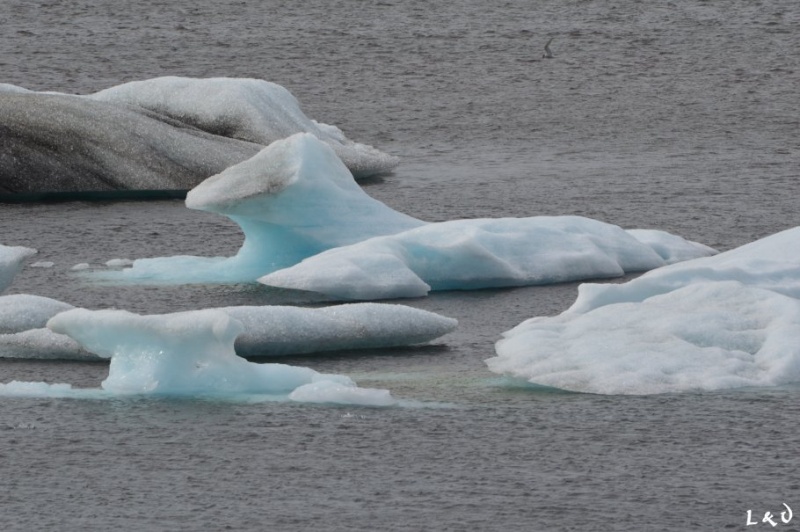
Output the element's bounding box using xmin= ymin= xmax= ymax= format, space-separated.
xmin=0 ymin=294 xmax=455 ymax=360
xmin=0 ymin=78 xmax=396 ymax=197
xmin=88 ymin=133 xmax=423 ymax=284
xmin=0 ymin=244 xmax=36 ymax=293
xmin=487 ymin=227 xmax=800 ymax=395
xmin=87 ymin=134 xmax=713 ymax=289
xmin=259 ymin=217 xmax=716 ymax=300
xmin=20 ymin=308 xmax=398 ymax=405
xmin=90 ymin=77 xmax=399 ymax=179
xmin=0 ymin=92 xmax=258 ymax=196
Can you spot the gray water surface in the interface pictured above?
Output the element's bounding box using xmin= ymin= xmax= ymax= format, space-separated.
xmin=1 ymin=1 xmax=800 ymax=530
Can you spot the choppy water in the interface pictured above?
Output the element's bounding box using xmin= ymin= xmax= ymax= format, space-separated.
xmin=2 ymin=1 xmax=800 ymax=530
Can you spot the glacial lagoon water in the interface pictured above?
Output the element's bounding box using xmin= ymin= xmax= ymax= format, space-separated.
xmin=2 ymin=0 xmax=800 ymax=530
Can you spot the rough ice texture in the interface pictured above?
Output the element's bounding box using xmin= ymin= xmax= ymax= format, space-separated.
xmin=0 ymin=294 xmax=74 ymax=333
xmin=0 ymin=92 xmax=259 ymax=195
xmin=46 ymin=308 xmax=397 ymax=405
xmin=0 ymin=295 xmax=88 ymax=360
xmin=0 ymin=244 xmax=36 ymax=293
xmin=569 ymin=226 xmax=800 ymax=314
xmin=259 ymin=217 xmax=717 ymax=300
xmin=0 ymin=295 xmax=454 ymax=360
xmin=91 ymin=77 xmax=399 ymax=179
xmin=84 ymin=134 xmax=713 ymax=290
xmin=0 ymin=77 xmax=396 ymax=196
xmin=487 ymin=227 xmax=800 ymax=395
xmin=224 ymin=303 xmax=457 ymax=357
xmin=0 ymin=329 xmax=89 ymax=360
xmin=90 ymin=134 xmax=422 ymax=284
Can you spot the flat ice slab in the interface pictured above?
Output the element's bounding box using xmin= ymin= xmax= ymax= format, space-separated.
xmin=260 ymin=217 xmax=716 ymax=300
xmin=0 ymin=294 xmax=456 ymax=360
xmin=487 ymin=226 xmax=800 ymax=395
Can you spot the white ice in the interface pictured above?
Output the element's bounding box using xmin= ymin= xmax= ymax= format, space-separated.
xmin=0 ymin=294 xmax=74 ymax=333
xmin=259 ymin=217 xmax=716 ymax=300
xmin=89 ymin=77 xmax=399 ymax=178
xmin=0 ymin=295 xmax=88 ymax=359
xmin=0 ymin=244 xmax=36 ymax=293
xmin=568 ymin=226 xmax=800 ymax=314
xmin=487 ymin=227 xmax=800 ymax=395
xmin=87 ymin=133 xmax=423 ymax=284
xmin=23 ymin=308 xmax=399 ymax=405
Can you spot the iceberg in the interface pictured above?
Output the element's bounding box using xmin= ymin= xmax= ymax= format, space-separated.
xmin=259 ymin=217 xmax=717 ymax=300
xmin=88 ymin=133 xmax=423 ymax=284
xmin=90 ymin=77 xmax=399 ymax=179
xmin=0 ymin=294 xmax=455 ymax=360
xmin=0 ymin=244 xmax=36 ymax=293
xmin=87 ymin=134 xmax=713 ymax=289
xmin=0 ymin=78 xmax=396 ymax=197
xmin=0 ymin=92 xmax=258 ymax=196
xmin=487 ymin=227 xmax=800 ymax=395
xmin=32 ymin=308 xmax=398 ymax=405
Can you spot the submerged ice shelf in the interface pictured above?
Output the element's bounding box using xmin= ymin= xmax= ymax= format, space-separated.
xmin=0 ymin=77 xmax=397 ymax=197
xmin=0 ymin=308 xmax=396 ymax=405
xmin=487 ymin=226 xmax=800 ymax=395
xmin=85 ymin=134 xmax=716 ymax=294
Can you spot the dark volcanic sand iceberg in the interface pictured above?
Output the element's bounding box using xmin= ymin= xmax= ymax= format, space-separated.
xmin=0 ymin=77 xmax=398 ymax=198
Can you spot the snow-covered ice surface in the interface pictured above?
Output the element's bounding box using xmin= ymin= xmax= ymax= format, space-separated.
xmin=85 ymin=134 xmax=422 ymax=284
xmin=569 ymin=226 xmax=800 ymax=314
xmin=90 ymin=77 xmax=399 ymax=179
xmin=487 ymin=227 xmax=800 ymax=395
xmin=0 ymin=294 xmax=74 ymax=333
xmin=0 ymin=295 xmax=88 ymax=359
xmin=260 ymin=217 xmax=717 ymax=300
xmin=0 ymin=77 xmax=396 ymax=196
xmin=0 ymin=244 xmax=36 ymax=293
xmin=0 ymin=308 xmax=398 ymax=405
xmin=0 ymin=294 xmax=455 ymax=360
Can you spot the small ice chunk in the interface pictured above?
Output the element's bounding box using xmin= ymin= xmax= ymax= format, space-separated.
xmin=289 ymin=379 xmax=397 ymax=406
xmin=0 ymin=244 xmax=37 ymax=293
xmin=71 ymin=263 xmax=91 ymax=271
xmin=30 ymin=261 xmax=55 ymax=268
xmin=105 ymin=258 xmax=133 ymax=268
